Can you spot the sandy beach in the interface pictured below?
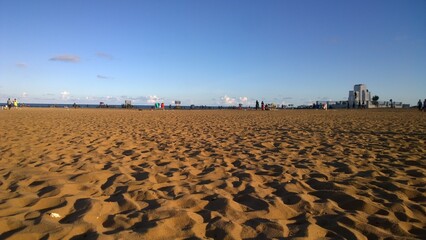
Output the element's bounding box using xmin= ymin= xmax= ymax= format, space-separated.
xmin=0 ymin=108 xmax=425 ymax=239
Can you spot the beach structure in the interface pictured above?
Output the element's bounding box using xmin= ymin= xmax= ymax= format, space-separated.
xmin=123 ymin=100 xmax=132 ymax=108
xmin=315 ymin=101 xmax=348 ymax=109
xmin=348 ymin=84 xmax=371 ymax=108
xmin=346 ymin=84 xmax=407 ymax=108
xmin=99 ymin=102 xmax=106 ymax=108
xmin=314 ymin=84 xmax=399 ymax=109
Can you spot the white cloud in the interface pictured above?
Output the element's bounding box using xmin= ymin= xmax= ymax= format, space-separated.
xmin=97 ymin=75 xmax=113 ymax=79
xmin=96 ymin=52 xmax=113 ymax=60
xmin=61 ymin=91 xmax=70 ymax=100
xmin=271 ymin=97 xmax=293 ymax=105
xmin=81 ymin=95 xmax=120 ymax=104
xmin=146 ymin=95 xmax=161 ymax=104
xmin=239 ymin=96 xmax=248 ymax=104
xmin=22 ymin=92 xmax=28 ymax=98
xmin=219 ymin=95 xmax=236 ymax=105
xmin=107 ymin=96 xmax=122 ymax=102
xmin=16 ymin=63 xmax=27 ymax=68
xmin=50 ymin=55 xmax=80 ymax=63
xmin=316 ymin=97 xmax=333 ymax=102
xmin=218 ymin=95 xmax=255 ymax=106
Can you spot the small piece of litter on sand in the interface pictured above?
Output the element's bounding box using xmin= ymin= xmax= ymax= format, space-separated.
xmin=48 ymin=212 xmax=61 ymax=218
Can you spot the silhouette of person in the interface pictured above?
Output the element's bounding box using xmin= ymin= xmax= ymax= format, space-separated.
xmin=423 ymin=99 xmax=426 ymax=112
xmin=7 ymin=98 xmax=12 ymax=110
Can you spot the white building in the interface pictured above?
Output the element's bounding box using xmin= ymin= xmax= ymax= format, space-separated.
xmin=348 ymin=84 xmax=371 ymax=108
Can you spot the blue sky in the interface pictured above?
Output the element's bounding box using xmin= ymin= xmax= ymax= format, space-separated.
xmin=1 ymin=0 xmax=425 ymax=106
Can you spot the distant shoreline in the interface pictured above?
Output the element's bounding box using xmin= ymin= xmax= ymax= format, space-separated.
xmin=0 ymin=103 xmax=418 ymax=111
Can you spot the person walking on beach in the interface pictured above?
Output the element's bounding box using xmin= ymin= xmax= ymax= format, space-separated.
xmin=261 ymin=101 xmax=264 ymax=111
xmin=418 ymin=99 xmax=423 ymax=111
xmin=7 ymin=98 xmax=12 ymax=110
xmin=255 ymin=100 xmax=259 ymax=110
xmin=13 ymin=99 xmax=18 ymax=109
xmin=423 ymin=99 xmax=426 ymax=112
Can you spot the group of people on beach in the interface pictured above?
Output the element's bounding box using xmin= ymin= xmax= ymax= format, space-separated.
xmin=417 ymin=99 xmax=426 ymax=111
xmin=154 ymin=102 xmax=165 ymax=110
xmin=255 ymin=100 xmax=267 ymax=110
xmin=2 ymin=98 xmax=19 ymax=110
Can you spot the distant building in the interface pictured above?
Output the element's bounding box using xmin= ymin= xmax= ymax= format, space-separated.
xmin=123 ymin=100 xmax=132 ymax=108
xmin=346 ymin=84 xmax=407 ymax=109
xmin=99 ymin=101 xmax=106 ymax=108
xmin=309 ymin=84 xmax=408 ymax=109
xmin=315 ymin=100 xmax=348 ymax=109
xmin=348 ymin=84 xmax=371 ymax=108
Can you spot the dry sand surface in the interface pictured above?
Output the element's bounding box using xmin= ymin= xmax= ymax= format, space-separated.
xmin=0 ymin=108 xmax=425 ymax=239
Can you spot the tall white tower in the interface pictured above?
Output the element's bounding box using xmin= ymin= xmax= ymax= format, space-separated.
xmin=348 ymin=84 xmax=371 ymax=108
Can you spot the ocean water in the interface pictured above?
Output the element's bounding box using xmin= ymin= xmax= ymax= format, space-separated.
xmin=0 ymin=103 xmax=175 ymax=109
xmin=0 ymin=103 xmax=232 ymax=110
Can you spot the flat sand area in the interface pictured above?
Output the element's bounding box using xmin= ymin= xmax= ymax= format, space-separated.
xmin=0 ymin=108 xmax=425 ymax=239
